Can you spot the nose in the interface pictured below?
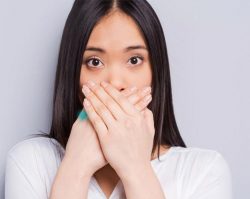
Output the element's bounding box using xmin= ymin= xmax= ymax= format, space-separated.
xmin=106 ymin=65 xmax=126 ymax=92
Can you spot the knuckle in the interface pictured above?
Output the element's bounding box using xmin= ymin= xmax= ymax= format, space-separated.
xmin=92 ymin=86 xmax=100 ymax=93
xmin=132 ymin=93 xmax=140 ymax=102
xmin=138 ymin=104 xmax=146 ymax=113
xmin=96 ymin=104 xmax=106 ymax=113
xmin=93 ymin=118 xmax=102 ymax=126
xmin=87 ymin=91 xmax=94 ymax=98
xmin=105 ymin=99 xmax=114 ymax=108
xmin=117 ymin=95 xmax=127 ymax=105
xmin=134 ymin=104 xmax=141 ymax=111
xmin=139 ymin=100 xmax=146 ymax=107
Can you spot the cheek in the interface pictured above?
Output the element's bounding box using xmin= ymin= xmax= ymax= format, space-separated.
xmin=129 ymin=66 xmax=152 ymax=88
xmin=79 ymin=67 xmax=100 ymax=86
xmin=146 ymin=67 xmax=153 ymax=85
xmin=79 ymin=67 xmax=87 ymax=86
xmin=140 ymin=64 xmax=152 ymax=85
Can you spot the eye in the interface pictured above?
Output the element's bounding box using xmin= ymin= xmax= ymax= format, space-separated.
xmin=128 ymin=56 xmax=144 ymax=66
xmin=85 ymin=56 xmax=103 ymax=69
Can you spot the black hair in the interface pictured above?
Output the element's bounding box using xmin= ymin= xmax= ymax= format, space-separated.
xmin=29 ymin=0 xmax=186 ymax=161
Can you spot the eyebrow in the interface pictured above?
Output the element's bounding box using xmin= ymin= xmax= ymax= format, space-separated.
xmin=85 ymin=45 xmax=148 ymax=53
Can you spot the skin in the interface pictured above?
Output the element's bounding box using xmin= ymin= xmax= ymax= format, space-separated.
xmin=78 ymin=9 xmax=153 ymax=195
xmin=50 ymin=9 xmax=169 ymax=199
xmin=78 ymin=9 xmax=169 ymax=198
xmin=79 ymin=10 xmax=152 ymax=94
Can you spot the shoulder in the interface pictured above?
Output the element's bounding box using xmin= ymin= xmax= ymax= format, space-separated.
xmin=171 ymin=146 xmax=231 ymax=173
xmin=6 ymin=136 xmax=65 ymax=171
xmin=7 ymin=136 xmax=64 ymax=157
xmin=170 ymin=146 xmax=233 ymax=198
xmin=5 ymin=136 xmax=65 ymax=198
xmin=171 ymin=146 xmax=225 ymax=164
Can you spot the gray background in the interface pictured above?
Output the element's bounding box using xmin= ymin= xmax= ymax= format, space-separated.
xmin=0 ymin=0 xmax=249 ymax=198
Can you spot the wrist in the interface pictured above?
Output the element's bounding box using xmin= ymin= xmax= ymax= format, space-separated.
xmin=50 ymin=157 xmax=92 ymax=199
xmin=61 ymin=155 xmax=94 ymax=180
xmin=119 ymin=162 xmax=153 ymax=182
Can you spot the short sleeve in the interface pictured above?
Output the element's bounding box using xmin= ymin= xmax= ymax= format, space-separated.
xmin=4 ymin=139 xmax=50 ymax=199
xmin=5 ymin=154 xmax=42 ymax=199
xmin=188 ymin=153 xmax=233 ymax=199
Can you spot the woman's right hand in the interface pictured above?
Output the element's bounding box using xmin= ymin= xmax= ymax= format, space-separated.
xmin=63 ymin=85 xmax=152 ymax=177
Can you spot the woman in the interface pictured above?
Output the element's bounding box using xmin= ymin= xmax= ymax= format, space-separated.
xmin=5 ymin=0 xmax=233 ymax=198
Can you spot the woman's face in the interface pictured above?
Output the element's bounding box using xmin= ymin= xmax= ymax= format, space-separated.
xmin=79 ymin=10 xmax=152 ymax=101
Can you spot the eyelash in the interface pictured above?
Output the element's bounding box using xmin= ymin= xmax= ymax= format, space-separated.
xmin=84 ymin=55 xmax=144 ymax=69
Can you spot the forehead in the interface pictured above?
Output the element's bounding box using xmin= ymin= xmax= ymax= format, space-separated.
xmin=86 ymin=10 xmax=146 ymax=48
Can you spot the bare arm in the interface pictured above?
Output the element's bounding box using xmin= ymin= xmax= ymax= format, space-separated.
xmin=49 ymin=156 xmax=92 ymax=199
xmin=120 ymin=163 xmax=166 ymax=199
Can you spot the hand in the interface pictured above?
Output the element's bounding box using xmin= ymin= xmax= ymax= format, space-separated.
xmin=82 ymin=81 xmax=155 ymax=179
xmin=63 ymin=84 xmax=153 ymax=177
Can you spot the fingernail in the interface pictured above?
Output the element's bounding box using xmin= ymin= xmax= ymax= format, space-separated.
xmin=87 ymin=80 xmax=95 ymax=87
xmin=142 ymin=87 xmax=151 ymax=94
xmin=84 ymin=98 xmax=91 ymax=107
xmin=82 ymin=85 xmax=91 ymax=94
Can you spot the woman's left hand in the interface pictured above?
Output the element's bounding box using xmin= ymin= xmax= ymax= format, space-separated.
xmin=81 ymin=80 xmax=155 ymax=178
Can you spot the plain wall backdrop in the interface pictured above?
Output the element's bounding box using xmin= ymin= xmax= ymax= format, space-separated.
xmin=1 ymin=0 xmax=249 ymax=198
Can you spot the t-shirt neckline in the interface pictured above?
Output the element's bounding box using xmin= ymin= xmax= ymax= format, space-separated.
xmin=150 ymin=146 xmax=175 ymax=164
xmin=90 ymin=146 xmax=175 ymax=198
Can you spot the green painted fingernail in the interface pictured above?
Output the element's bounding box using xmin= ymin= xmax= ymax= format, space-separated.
xmin=77 ymin=109 xmax=88 ymax=121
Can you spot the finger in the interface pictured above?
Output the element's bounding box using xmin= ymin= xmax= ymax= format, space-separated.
xmin=127 ymin=86 xmax=151 ymax=105
xmin=84 ymin=81 xmax=125 ymax=121
xmin=134 ymin=94 xmax=152 ymax=112
xmin=82 ymin=84 xmax=116 ymax=128
xmin=83 ymin=98 xmax=108 ymax=139
xmin=121 ymin=86 xmax=138 ymax=97
xmin=101 ymin=81 xmax=150 ymax=117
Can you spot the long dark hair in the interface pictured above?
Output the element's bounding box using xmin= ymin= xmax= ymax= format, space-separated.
xmin=30 ymin=0 xmax=186 ymax=160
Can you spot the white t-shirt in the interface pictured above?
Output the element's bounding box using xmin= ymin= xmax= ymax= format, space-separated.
xmin=5 ymin=137 xmax=233 ymax=199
